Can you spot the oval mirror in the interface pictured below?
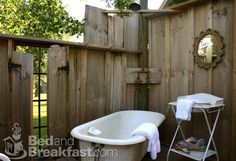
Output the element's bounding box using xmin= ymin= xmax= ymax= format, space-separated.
xmin=193 ymin=29 xmax=225 ymax=69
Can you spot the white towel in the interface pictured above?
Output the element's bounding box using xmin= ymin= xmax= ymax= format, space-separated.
xmin=186 ymin=93 xmax=223 ymax=105
xmin=131 ymin=123 xmax=160 ymax=160
xmin=176 ymin=98 xmax=195 ymax=121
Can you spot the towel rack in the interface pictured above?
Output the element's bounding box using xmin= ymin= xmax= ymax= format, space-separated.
xmin=166 ymin=102 xmax=224 ymax=161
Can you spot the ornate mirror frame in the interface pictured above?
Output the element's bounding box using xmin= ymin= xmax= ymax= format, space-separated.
xmin=193 ymin=29 xmax=225 ymax=70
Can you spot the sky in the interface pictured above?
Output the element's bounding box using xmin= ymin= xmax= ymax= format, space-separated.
xmin=61 ymin=0 xmax=165 ymax=42
xmin=62 ymin=0 xmax=165 ymax=20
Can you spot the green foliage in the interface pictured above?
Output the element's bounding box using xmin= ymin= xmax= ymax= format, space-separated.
xmin=104 ymin=0 xmax=133 ymax=10
xmin=0 ymin=0 xmax=83 ymax=40
xmin=0 ymin=0 xmax=84 ymax=81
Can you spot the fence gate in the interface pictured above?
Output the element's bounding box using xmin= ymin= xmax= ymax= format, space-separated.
xmin=47 ymin=45 xmax=68 ymax=140
xmin=10 ymin=51 xmax=33 ymax=161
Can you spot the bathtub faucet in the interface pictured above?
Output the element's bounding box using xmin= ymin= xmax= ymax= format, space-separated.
xmin=135 ymin=68 xmax=151 ymax=84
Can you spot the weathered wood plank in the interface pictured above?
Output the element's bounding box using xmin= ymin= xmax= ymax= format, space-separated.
xmin=7 ymin=39 xmax=14 ymax=140
xmin=108 ymin=16 xmax=114 ymax=47
xmin=170 ymin=11 xmax=190 ymax=101
xmin=116 ymin=15 xmax=127 ymax=110
xmin=11 ymin=52 xmax=33 ymax=160
xmin=121 ymin=54 xmax=128 ymax=109
xmin=47 ymin=45 xmax=68 ymax=139
xmin=212 ymin=1 xmax=234 ymax=160
xmin=104 ymin=52 xmax=113 ymax=114
xmin=231 ymin=0 xmax=236 ymax=159
xmin=164 ymin=16 xmax=171 ymax=115
xmin=163 ymin=16 xmax=172 ymax=143
xmin=124 ymin=14 xmax=139 ymax=51
xmin=114 ymin=16 xmax=124 ymax=48
xmin=191 ymin=1 xmax=214 ymax=142
xmin=187 ymin=8 xmax=195 ymax=96
xmin=84 ymin=6 xmax=108 ymax=46
xmin=186 ymin=7 xmax=195 ymax=137
xmin=124 ymin=54 xmax=139 ymax=109
xmin=79 ymin=49 xmax=88 ymax=124
xmin=0 ymin=40 xmax=10 ymax=152
xmin=169 ymin=11 xmax=191 ymax=140
xmin=67 ymin=47 xmax=80 ymax=131
xmin=206 ymin=1 xmax=213 ymax=94
xmin=106 ymin=16 xmax=114 ymax=114
xmin=112 ymin=54 xmax=124 ymax=111
xmin=148 ymin=17 xmax=166 ymax=112
xmin=193 ymin=3 xmax=212 ymax=93
xmin=0 ymin=34 xmax=141 ymax=54
xmin=124 ymin=14 xmax=139 ymax=109
xmin=86 ymin=51 xmax=106 ymax=120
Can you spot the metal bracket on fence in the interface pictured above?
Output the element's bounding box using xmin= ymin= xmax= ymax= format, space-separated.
xmin=8 ymin=59 xmax=22 ymax=72
xmin=58 ymin=62 xmax=69 ymax=73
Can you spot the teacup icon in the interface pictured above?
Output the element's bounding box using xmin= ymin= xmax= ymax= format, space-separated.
xmin=12 ymin=134 xmax=21 ymax=140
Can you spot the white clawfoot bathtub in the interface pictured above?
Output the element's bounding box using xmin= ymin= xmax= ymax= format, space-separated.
xmin=71 ymin=110 xmax=165 ymax=161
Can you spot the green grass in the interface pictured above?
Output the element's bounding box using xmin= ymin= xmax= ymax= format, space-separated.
xmin=33 ymin=93 xmax=47 ymax=144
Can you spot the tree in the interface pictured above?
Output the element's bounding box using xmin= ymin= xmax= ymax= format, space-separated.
xmin=0 ymin=0 xmax=84 ymax=97
xmin=104 ymin=0 xmax=133 ymax=9
xmin=0 ymin=0 xmax=83 ymax=39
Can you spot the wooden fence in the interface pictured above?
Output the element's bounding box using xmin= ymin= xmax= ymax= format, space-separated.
xmin=147 ymin=0 xmax=235 ymax=160
xmin=0 ymin=1 xmax=235 ymax=161
xmin=48 ymin=6 xmax=156 ymax=138
xmin=0 ymin=6 xmax=148 ymax=155
xmin=0 ymin=39 xmax=33 ymax=161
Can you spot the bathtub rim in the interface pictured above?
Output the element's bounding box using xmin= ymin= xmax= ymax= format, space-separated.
xmin=70 ymin=110 xmax=165 ymax=145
